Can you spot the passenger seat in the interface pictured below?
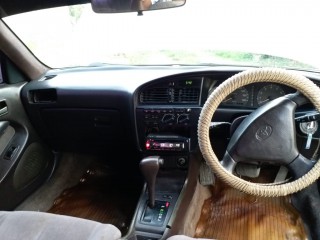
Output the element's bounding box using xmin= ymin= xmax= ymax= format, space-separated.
xmin=0 ymin=211 xmax=121 ymax=240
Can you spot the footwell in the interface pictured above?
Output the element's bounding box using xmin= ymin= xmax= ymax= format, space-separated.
xmin=48 ymin=162 xmax=142 ymax=236
xmin=194 ymin=171 xmax=307 ymax=240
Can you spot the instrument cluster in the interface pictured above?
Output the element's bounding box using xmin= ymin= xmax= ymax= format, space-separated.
xmin=209 ymin=82 xmax=296 ymax=108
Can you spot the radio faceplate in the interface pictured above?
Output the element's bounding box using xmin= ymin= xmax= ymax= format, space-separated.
xmin=145 ymin=134 xmax=189 ymax=152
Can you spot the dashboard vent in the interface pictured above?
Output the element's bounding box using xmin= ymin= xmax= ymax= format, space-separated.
xmin=140 ymin=87 xmax=200 ymax=104
xmin=39 ymin=75 xmax=57 ymax=81
xmin=140 ymin=88 xmax=170 ymax=103
xmin=174 ymin=88 xmax=200 ymax=103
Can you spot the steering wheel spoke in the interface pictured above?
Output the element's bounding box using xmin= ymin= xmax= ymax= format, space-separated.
xmin=286 ymin=91 xmax=309 ymax=107
xmin=288 ymin=154 xmax=315 ymax=179
xmin=221 ymin=152 xmax=237 ymax=173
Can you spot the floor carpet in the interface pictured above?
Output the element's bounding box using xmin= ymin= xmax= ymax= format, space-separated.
xmin=47 ymin=161 xmax=143 ymax=235
xmin=194 ymin=168 xmax=307 ymax=240
xmin=16 ymin=153 xmax=92 ymax=212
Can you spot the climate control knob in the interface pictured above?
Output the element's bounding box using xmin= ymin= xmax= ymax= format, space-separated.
xmin=177 ymin=114 xmax=189 ymax=124
xmin=162 ymin=114 xmax=175 ymax=124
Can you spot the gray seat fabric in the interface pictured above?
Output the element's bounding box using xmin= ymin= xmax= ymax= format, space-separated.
xmin=167 ymin=235 xmax=213 ymax=240
xmin=0 ymin=211 xmax=121 ymax=240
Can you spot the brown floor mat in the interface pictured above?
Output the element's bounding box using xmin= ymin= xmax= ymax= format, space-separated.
xmin=195 ymin=168 xmax=307 ymax=240
xmin=48 ymin=162 xmax=142 ymax=235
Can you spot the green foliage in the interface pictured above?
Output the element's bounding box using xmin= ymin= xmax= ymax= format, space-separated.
xmin=117 ymin=50 xmax=315 ymax=71
xmin=211 ymin=50 xmax=314 ymax=70
xmin=159 ymin=50 xmax=198 ymax=63
xmin=213 ymin=51 xmax=254 ymax=62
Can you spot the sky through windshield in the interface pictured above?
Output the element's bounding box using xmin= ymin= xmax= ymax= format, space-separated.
xmin=3 ymin=0 xmax=320 ymax=70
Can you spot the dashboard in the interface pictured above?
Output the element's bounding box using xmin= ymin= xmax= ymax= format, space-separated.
xmin=20 ymin=66 xmax=319 ymax=155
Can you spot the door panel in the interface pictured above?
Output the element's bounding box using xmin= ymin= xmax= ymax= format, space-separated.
xmin=0 ymin=82 xmax=55 ymax=210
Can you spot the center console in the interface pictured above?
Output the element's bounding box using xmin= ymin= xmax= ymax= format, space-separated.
xmin=132 ymin=77 xmax=203 ymax=239
xmin=134 ymin=107 xmax=201 ymax=239
xmin=134 ymin=112 xmax=202 ymax=240
xmin=135 ymin=106 xmax=202 ymax=155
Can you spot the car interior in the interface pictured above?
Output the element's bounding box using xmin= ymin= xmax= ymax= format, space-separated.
xmin=0 ymin=0 xmax=320 ymax=239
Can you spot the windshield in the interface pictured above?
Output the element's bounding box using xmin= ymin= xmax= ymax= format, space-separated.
xmin=3 ymin=0 xmax=320 ymax=71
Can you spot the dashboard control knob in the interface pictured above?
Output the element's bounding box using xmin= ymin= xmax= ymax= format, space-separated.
xmin=177 ymin=157 xmax=187 ymax=167
xmin=177 ymin=114 xmax=189 ymax=124
xmin=162 ymin=114 xmax=175 ymax=124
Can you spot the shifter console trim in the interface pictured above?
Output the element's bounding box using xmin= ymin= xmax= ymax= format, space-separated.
xmin=135 ymin=191 xmax=180 ymax=235
xmin=141 ymin=200 xmax=170 ymax=226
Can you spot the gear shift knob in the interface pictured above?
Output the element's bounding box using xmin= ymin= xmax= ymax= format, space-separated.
xmin=140 ymin=156 xmax=163 ymax=208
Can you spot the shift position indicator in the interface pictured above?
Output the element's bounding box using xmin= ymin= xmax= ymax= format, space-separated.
xmin=141 ymin=200 xmax=170 ymax=226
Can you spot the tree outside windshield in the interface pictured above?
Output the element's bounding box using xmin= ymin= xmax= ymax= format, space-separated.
xmin=3 ymin=0 xmax=320 ymax=71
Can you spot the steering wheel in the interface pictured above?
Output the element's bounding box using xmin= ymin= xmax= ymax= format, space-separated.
xmin=198 ymin=68 xmax=320 ymax=197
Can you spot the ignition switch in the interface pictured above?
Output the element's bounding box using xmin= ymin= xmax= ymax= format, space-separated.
xmin=300 ymin=121 xmax=318 ymax=149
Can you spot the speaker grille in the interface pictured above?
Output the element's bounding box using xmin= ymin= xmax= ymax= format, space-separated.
xmin=13 ymin=143 xmax=51 ymax=190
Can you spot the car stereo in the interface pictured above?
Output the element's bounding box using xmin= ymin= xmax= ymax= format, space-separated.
xmin=145 ymin=134 xmax=189 ymax=152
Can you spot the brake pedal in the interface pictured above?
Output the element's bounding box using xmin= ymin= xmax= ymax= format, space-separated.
xmin=199 ymin=160 xmax=215 ymax=186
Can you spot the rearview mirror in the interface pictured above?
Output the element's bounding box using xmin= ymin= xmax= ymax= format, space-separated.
xmin=91 ymin=0 xmax=186 ymax=13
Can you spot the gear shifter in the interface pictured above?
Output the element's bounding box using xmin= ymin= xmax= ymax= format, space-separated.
xmin=140 ymin=156 xmax=163 ymax=208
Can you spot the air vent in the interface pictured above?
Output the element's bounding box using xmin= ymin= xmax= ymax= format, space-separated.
xmin=39 ymin=75 xmax=57 ymax=81
xmin=174 ymin=88 xmax=200 ymax=103
xmin=140 ymin=88 xmax=170 ymax=103
xmin=140 ymin=86 xmax=200 ymax=104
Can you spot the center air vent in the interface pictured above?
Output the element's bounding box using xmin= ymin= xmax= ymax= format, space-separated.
xmin=174 ymin=88 xmax=199 ymax=103
xmin=140 ymin=87 xmax=169 ymax=103
xmin=140 ymin=87 xmax=200 ymax=104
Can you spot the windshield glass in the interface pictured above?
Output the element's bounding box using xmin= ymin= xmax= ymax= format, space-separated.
xmin=3 ymin=0 xmax=320 ymax=71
